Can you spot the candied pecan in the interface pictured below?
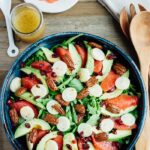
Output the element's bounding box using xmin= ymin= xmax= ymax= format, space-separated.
xmin=113 ymin=63 xmax=127 ymax=75
xmin=28 ymin=128 xmax=38 ymax=143
xmin=77 ymin=114 xmax=85 ymax=123
xmin=94 ymin=132 xmax=108 ymax=142
xmin=105 ymin=104 xmax=120 ymax=114
xmin=9 ymin=108 xmax=19 ymax=126
xmin=77 ymin=88 xmax=89 ymax=100
xmin=15 ymin=87 xmax=27 ymax=96
xmin=44 ymin=114 xmax=58 ymax=125
xmin=52 ymin=104 xmax=66 ymax=115
xmin=89 ymin=42 xmax=103 ymax=49
xmin=46 ymin=76 xmax=58 ymax=91
xmin=55 ymin=94 xmax=70 ymax=106
xmin=75 ymin=104 xmax=86 ymax=114
xmin=62 ymin=54 xmax=74 ymax=71
xmin=85 ymin=76 xmax=98 ymax=87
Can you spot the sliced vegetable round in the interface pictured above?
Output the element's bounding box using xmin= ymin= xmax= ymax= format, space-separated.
xmin=52 ymin=60 xmax=68 ymax=76
xmin=10 ymin=77 xmax=21 ymax=92
xmin=45 ymin=140 xmax=58 ymax=150
xmin=78 ymin=123 xmax=93 ymax=137
xmin=46 ymin=100 xmax=60 ymax=115
xmin=100 ymin=118 xmax=114 ymax=132
xmin=88 ymin=84 xmax=102 ymax=97
xmin=57 ymin=116 xmax=70 ymax=132
xmin=62 ymin=87 xmax=77 ymax=102
xmin=121 ymin=113 xmax=136 ymax=126
xmin=78 ymin=68 xmax=91 ymax=82
xmin=31 ymin=84 xmax=48 ymax=98
xmin=115 ymin=76 xmax=130 ymax=90
xmin=20 ymin=106 xmax=35 ymax=120
xmin=91 ymin=48 xmax=105 ymax=61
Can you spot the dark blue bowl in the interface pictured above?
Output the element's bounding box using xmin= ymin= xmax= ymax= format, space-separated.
xmin=0 ymin=32 xmax=147 ymax=150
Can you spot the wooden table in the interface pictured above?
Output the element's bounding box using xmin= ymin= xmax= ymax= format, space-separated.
xmin=0 ymin=0 xmax=138 ymax=149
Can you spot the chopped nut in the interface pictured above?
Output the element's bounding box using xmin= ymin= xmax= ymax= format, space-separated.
xmin=89 ymin=42 xmax=103 ymax=49
xmin=44 ymin=114 xmax=58 ymax=125
xmin=77 ymin=88 xmax=89 ymax=100
xmin=77 ymin=114 xmax=85 ymax=123
xmin=105 ymin=103 xmax=120 ymax=114
xmin=85 ymin=76 xmax=98 ymax=87
xmin=113 ymin=63 xmax=127 ymax=75
xmin=52 ymin=104 xmax=66 ymax=115
xmin=46 ymin=76 xmax=58 ymax=91
xmin=15 ymin=87 xmax=27 ymax=96
xmin=9 ymin=108 xmax=19 ymax=126
xmin=28 ymin=128 xmax=38 ymax=143
xmin=75 ymin=104 xmax=86 ymax=114
xmin=94 ymin=132 xmax=108 ymax=142
xmin=62 ymin=54 xmax=74 ymax=71
xmin=55 ymin=94 xmax=70 ymax=106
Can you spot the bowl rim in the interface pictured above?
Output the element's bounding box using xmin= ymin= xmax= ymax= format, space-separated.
xmin=0 ymin=32 xmax=147 ymax=150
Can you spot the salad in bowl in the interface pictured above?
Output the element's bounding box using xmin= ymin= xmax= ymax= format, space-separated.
xmin=7 ymin=34 xmax=140 ymax=150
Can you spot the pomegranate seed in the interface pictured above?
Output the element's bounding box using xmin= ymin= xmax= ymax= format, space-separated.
xmin=115 ymin=119 xmax=123 ymax=125
xmin=40 ymin=71 xmax=46 ymax=75
xmin=21 ymin=62 xmax=25 ymax=68
xmin=57 ymin=131 xmax=63 ymax=136
xmin=51 ymin=72 xmax=57 ymax=78
xmin=25 ymin=123 xmax=31 ymax=128
xmin=52 ymin=53 xmax=58 ymax=58
xmin=7 ymin=99 xmax=13 ymax=107
xmin=83 ymin=143 xmax=90 ymax=149
xmin=72 ymin=140 xmax=76 ymax=144
xmin=106 ymin=54 xmax=117 ymax=60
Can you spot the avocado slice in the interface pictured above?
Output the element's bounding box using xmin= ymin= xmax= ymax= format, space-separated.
xmin=69 ymin=43 xmax=82 ymax=74
xmin=101 ymin=106 xmax=137 ymax=118
xmin=14 ymin=119 xmax=50 ymax=139
xmin=63 ymin=133 xmax=78 ymax=150
xmin=41 ymin=47 xmax=60 ymax=63
xmin=21 ymin=66 xmax=48 ymax=89
xmin=36 ymin=132 xmax=58 ymax=150
xmin=18 ymin=92 xmax=45 ymax=109
xmin=84 ymin=42 xmax=94 ymax=75
xmin=102 ymin=50 xmax=114 ymax=75
xmin=69 ymin=78 xmax=83 ymax=92
xmin=100 ymin=89 xmax=123 ymax=100
xmin=108 ymin=130 xmax=132 ymax=141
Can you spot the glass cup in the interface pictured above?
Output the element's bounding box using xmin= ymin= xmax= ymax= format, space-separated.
xmin=11 ymin=3 xmax=45 ymax=43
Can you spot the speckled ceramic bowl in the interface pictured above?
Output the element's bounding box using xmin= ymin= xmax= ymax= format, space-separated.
xmin=0 ymin=32 xmax=147 ymax=150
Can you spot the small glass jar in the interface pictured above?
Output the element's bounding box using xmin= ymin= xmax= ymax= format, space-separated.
xmin=11 ymin=3 xmax=45 ymax=43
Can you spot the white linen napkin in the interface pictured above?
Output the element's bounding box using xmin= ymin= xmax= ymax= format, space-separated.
xmin=98 ymin=0 xmax=150 ymax=21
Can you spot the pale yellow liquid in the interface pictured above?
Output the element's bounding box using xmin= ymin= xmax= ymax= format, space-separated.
xmin=13 ymin=8 xmax=41 ymax=34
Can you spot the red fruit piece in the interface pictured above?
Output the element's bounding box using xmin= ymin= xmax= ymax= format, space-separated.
xmin=104 ymin=94 xmax=138 ymax=110
xmin=35 ymin=130 xmax=49 ymax=144
xmin=92 ymin=135 xmax=119 ymax=150
xmin=94 ymin=60 xmax=103 ymax=74
xmin=75 ymin=44 xmax=87 ymax=67
xmin=13 ymin=100 xmax=38 ymax=117
xmin=21 ymin=77 xmax=39 ymax=90
xmin=31 ymin=61 xmax=51 ymax=72
xmin=53 ymin=135 xmax=63 ymax=150
xmin=101 ymin=71 xmax=119 ymax=92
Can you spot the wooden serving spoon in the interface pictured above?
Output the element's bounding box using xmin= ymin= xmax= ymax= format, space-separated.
xmin=130 ymin=11 xmax=150 ymax=150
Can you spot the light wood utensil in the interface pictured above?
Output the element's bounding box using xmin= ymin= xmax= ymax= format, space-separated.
xmin=130 ymin=11 xmax=150 ymax=150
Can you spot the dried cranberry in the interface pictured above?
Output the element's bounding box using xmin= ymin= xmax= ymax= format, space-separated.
xmin=106 ymin=54 xmax=117 ymax=60
xmin=79 ymin=131 xmax=84 ymax=138
xmin=35 ymin=96 xmax=40 ymax=99
xmin=51 ymin=72 xmax=57 ymax=78
xmin=29 ymin=73 xmax=35 ymax=78
xmin=82 ymin=143 xmax=90 ymax=149
xmin=21 ymin=62 xmax=25 ymax=68
xmin=25 ymin=123 xmax=31 ymax=128
xmin=66 ymin=144 xmax=72 ymax=150
xmin=52 ymin=53 xmax=58 ymax=58
xmin=112 ymin=129 xmax=117 ymax=134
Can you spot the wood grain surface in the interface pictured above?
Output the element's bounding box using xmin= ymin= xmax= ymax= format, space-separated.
xmin=0 ymin=0 xmax=139 ymax=149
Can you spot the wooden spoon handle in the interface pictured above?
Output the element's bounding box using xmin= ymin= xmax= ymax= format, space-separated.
xmin=136 ymin=55 xmax=150 ymax=150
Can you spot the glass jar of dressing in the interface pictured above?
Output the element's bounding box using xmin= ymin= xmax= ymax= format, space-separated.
xmin=11 ymin=3 xmax=45 ymax=43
